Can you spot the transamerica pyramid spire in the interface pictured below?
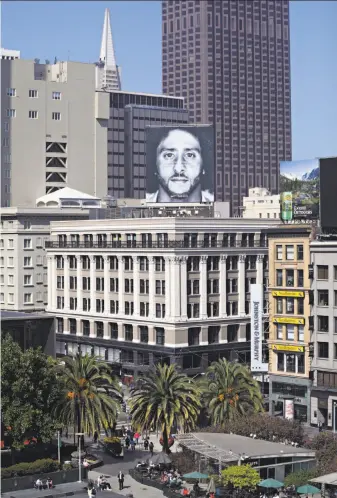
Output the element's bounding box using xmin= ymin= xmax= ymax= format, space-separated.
xmin=96 ymin=8 xmax=121 ymax=91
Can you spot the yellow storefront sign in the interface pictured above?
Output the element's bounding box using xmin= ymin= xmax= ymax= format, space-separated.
xmin=272 ymin=291 xmax=304 ymax=298
xmin=272 ymin=344 xmax=305 ymax=353
xmin=273 ymin=317 xmax=305 ymax=325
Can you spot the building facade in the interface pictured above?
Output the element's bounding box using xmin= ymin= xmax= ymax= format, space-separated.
xmin=162 ymin=0 xmax=292 ymax=213
xmin=1 ymin=311 xmax=55 ymax=357
xmin=0 ymin=207 xmax=91 ymax=311
xmin=45 ymin=217 xmax=279 ymax=378
xmin=267 ymin=227 xmax=312 ymax=422
xmin=242 ymin=188 xmax=280 ymax=219
xmin=310 ymin=239 xmax=337 ymax=430
xmin=1 ymin=58 xmax=109 ymax=207
xmin=108 ymin=91 xmax=187 ymax=200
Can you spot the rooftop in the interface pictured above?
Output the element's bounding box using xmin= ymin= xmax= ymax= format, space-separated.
xmin=177 ymin=433 xmax=315 ymax=463
xmin=1 ymin=311 xmax=53 ymax=321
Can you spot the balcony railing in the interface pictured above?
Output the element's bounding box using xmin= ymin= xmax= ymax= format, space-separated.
xmin=45 ymin=240 xmax=268 ymax=250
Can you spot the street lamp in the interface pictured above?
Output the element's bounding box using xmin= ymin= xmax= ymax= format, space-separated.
xmin=75 ymin=433 xmax=85 ymax=482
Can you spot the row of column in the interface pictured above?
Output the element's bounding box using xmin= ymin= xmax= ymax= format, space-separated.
xmin=48 ymin=253 xmax=265 ymax=320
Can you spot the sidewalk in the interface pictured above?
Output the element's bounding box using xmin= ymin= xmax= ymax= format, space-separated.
xmin=1 ymin=481 xmax=86 ymax=498
xmin=88 ymin=470 xmax=165 ymax=498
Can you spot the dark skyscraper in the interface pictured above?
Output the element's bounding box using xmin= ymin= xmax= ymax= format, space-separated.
xmin=162 ymin=0 xmax=292 ymax=214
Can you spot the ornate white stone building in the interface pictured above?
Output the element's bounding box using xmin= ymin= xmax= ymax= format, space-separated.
xmin=45 ymin=216 xmax=280 ymax=377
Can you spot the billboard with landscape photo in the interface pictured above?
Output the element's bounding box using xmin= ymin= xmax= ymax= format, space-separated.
xmin=279 ymin=158 xmax=320 ymax=221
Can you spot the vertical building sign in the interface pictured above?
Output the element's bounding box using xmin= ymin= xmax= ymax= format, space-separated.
xmin=251 ymin=284 xmax=263 ymax=372
xmin=284 ymin=399 xmax=295 ymax=420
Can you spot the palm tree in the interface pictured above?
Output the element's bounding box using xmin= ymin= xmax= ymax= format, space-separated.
xmin=129 ymin=363 xmax=202 ymax=453
xmin=201 ymin=358 xmax=263 ymax=426
xmin=54 ymin=354 xmax=122 ymax=439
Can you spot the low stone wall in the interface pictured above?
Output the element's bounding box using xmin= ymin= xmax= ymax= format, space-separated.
xmin=1 ymin=467 xmax=88 ymax=494
xmin=129 ymin=469 xmax=181 ymax=498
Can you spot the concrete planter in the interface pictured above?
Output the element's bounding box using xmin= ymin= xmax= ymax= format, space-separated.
xmin=1 ymin=467 xmax=88 ymax=493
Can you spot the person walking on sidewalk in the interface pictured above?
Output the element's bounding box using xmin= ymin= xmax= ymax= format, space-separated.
xmin=118 ymin=471 xmax=125 ymax=490
xmin=149 ymin=441 xmax=154 ymax=457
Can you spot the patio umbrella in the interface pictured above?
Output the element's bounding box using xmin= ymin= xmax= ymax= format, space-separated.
xmin=207 ymin=477 xmax=216 ymax=494
xmin=183 ymin=472 xmax=209 ymax=480
xmin=148 ymin=452 xmax=172 ymax=465
xmin=259 ymin=478 xmax=284 ymax=488
xmin=297 ymin=484 xmax=320 ymax=494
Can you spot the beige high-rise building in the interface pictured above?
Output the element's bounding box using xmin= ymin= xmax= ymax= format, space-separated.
xmin=1 ymin=58 xmax=109 ymax=207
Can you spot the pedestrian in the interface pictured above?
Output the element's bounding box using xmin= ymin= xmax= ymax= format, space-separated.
xmin=131 ymin=439 xmax=136 ymax=451
xmin=135 ymin=432 xmax=140 ymax=445
xmin=144 ymin=438 xmax=149 ymax=451
xmin=93 ymin=431 xmax=98 ymax=443
xmin=149 ymin=441 xmax=154 ymax=456
xmin=318 ymin=421 xmax=322 ymax=433
xmin=125 ymin=436 xmax=130 ymax=450
xmin=118 ymin=470 xmax=125 ymax=490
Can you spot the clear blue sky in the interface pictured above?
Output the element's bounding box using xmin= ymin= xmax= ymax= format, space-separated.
xmin=1 ymin=1 xmax=336 ymax=161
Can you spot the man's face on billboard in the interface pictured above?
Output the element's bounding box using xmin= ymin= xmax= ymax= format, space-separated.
xmin=156 ymin=129 xmax=203 ymax=198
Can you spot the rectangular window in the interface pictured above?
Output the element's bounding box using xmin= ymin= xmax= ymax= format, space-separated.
xmin=297 ymin=245 xmax=304 ymax=261
xmin=298 ymin=298 xmax=304 ymax=315
xmin=276 ymin=245 xmax=282 ymax=260
xmin=318 ymin=290 xmax=329 ymax=307
xmin=286 ymin=269 xmax=294 ymax=287
xmin=276 ymin=324 xmax=283 ymax=339
xmin=23 ymin=256 xmax=32 ymax=267
xmin=24 ymin=293 xmax=32 ymax=304
xmin=6 ymin=88 xmax=16 ymax=97
xmin=276 ymin=298 xmax=283 ymax=314
xmin=317 ymin=265 xmax=329 ymax=280
xmin=318 ymin=342 xmax=329 ymax=359
xmin=334 ymin=266 xmax=337 ymax=280
xmin=52 ymin=91 xmax=61 ymax=100
xmin=28 ymin=110 xmax=38 ymax=119
xmin=276 ymin=269 xmax=283 ymax=286
xmin=29 ymin=89 xmax=38 ymax=98
xmin=286 ymin=297 xmax=295 ymax=314
xmin=140 ymin=326 xmax=148 ymax=343
xmin=24 ymin=238 xmax=32 ymax=249
xmin=24 ymin=275 xmax=32 ymax=286
xmin=286 ymin=324 xmax=294 ymax=340
xmin=318 ymin=315 xmax=329 ymax=332
xmin=298 ymin=325 xmax=304 ymax=342
xmin=24 ymin=221 xmax=31 ymax=230
xmin=52 ymin=112 xmax=61 ymax=121
xmin=6 ymin=109 xmax=16 ymax=118
xmin=286 ymin=245 xmax=294 ymax=260
xmin=297 ymin=270 xmax=304 ymax=287
xmin=4 ymin=121 xmax=9 ymax=132
xmin=2 ymin=137 xmax=10 ymax=147
xmin=156 ymin=327 xmax=165 ymax=345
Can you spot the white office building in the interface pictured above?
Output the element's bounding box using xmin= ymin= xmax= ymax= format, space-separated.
xmin=45 ymin=216 xmax=280 ymax=377
xmin=242 ymin=188 xmax=280 ymax=219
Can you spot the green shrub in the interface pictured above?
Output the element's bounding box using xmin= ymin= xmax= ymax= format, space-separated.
xmin=200 ymin=414 xmax=304 ymax=446
xmin=284 ymin=468 xmax=320 ymax=487
xmin=103 ymin=436 xmax=121 ymax=444
xmin=103 ymin=437 xmax=122 ymax=456
xmin=1 ymin=458 xmax=60 ymax=479
xmin=62 ymin=463 xmax=73 ymax=471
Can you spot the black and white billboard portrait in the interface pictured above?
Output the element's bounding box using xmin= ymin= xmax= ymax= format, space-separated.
xmin=146 ymin=125 xmax=214 ymax=203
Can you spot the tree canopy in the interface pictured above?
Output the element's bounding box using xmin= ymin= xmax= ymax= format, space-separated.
xmin=200 ymin=358 xmax=264 ymax=425
xmin=1 ymin=335 xmax=61 ymax=448
xmin=221 ymin=464 xmax=261 ymax=489
xmin=129 ymin=363 xmax=202 ymax=453
xmin=54 ymin=353 xmax=122 ymax=436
